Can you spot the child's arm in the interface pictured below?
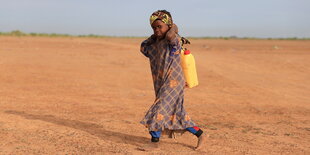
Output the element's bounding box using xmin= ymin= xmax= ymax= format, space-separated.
xmin=166 ymin=24 xmax=179 ymax=43
xmin=168 ymin=37 xmax=181 ymax=56
xmin=140 ymin=35 xmax=156 ymax=58
xmin=166 ymin=24 xmax=181 ymax=56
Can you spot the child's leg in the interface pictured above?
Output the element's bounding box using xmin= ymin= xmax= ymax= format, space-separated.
xmin=186 ymin=126 xmax=206 ymax=150
xmin=186 ymin=126 xmax=203 ymax=137
xmin=149 ymin=131 xmax=161 ymax=142
xmin=138 ymin=131 xmax=161 ymax=151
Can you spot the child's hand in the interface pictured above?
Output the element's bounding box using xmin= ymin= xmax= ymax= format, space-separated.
xmin=184 ymin=82 xmax=189 ymax=89
xmin=166 ymin=24 xmax=178 ymax=42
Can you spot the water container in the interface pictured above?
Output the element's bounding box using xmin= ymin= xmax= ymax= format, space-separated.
xmin=181 ymin=49 xmax=199 ymax=88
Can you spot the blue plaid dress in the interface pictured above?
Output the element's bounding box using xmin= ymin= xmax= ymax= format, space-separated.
xmin=140 ymin=36 xmax=197 ymax=132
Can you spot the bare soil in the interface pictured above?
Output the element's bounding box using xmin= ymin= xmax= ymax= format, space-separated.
xmin=0 ymin=36 xmax=309 ymax=154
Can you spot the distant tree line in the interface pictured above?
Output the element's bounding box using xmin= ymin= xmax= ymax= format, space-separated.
xmin=0 ymin=30 xmax=309 ymax=40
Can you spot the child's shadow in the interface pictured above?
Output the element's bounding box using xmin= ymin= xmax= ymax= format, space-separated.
xmin=4 ymin=110 xmax=192 ymax=149
xmin=5 ymin=110 xmax=149 ymax=147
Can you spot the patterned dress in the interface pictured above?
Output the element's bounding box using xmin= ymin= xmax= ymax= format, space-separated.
xmin=140 ymin=35 xmax=197 ymax=133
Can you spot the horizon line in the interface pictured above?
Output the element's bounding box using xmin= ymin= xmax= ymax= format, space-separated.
xmin=1 ymin=30 xmax=309 ymax=40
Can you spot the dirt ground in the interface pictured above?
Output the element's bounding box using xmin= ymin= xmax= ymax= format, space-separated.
xmin=0 ymin=36 xmax=309 ymax=154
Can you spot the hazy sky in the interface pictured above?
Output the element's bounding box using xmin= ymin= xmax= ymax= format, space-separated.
xmin=0 ymin=0 xmax=309 ymax=38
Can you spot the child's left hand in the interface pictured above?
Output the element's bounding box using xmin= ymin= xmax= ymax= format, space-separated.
xmin=166 ymin=24 xmax=179 ymax=42
xmin=184 ymin=82 xmax=189 ymax=89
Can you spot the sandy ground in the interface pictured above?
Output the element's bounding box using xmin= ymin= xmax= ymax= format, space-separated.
xmin=0 ymin=36 xmax=309 ymax=154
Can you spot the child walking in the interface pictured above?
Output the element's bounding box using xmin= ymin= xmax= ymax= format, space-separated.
xmin=139 ymin=10 xmax=206 ymax=151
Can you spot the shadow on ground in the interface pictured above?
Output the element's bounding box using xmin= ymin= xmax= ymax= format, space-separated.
xmin=4 ymin=110 xmax=192 ymax=150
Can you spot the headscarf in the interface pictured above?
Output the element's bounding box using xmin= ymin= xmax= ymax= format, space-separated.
xmin=149 ymin=11 xmax=173 ymax=26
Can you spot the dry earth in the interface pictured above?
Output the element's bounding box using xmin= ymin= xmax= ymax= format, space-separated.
xmin=0 ymin=36 xmax=309 ymax=154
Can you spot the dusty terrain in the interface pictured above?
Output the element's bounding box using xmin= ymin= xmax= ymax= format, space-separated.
xmin=0 ymin=36 xmax=309 ymax=154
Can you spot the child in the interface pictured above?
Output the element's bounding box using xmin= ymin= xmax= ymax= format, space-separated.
xmin=139 ymin=10 xmax=206 ymax=151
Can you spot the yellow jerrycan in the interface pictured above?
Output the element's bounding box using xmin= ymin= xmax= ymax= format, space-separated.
xmin=180 ymin=48 xmax=199 ymax=88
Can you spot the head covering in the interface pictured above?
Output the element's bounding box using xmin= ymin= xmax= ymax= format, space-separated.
xmin=150 ymin=10 xmax=173 ymax=26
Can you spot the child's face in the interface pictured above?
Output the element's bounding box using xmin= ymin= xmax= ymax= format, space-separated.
xmin=151 ymin=20 xmax=169 ymax=39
